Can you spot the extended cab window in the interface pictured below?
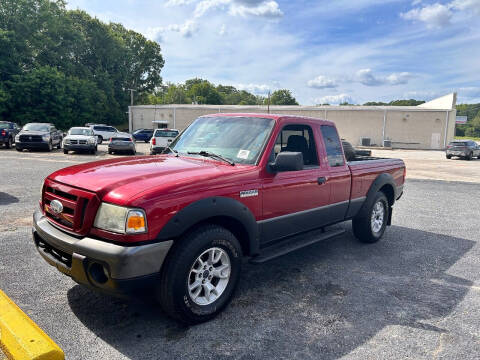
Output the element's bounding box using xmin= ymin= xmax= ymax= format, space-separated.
xmin=320 ymin=125 xmax=345 ymax=167
xmin=271 ymin=124 xmax=319 ymax=167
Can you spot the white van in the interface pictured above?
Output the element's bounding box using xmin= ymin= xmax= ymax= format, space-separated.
xmin=150 ymin=129 xmax=179 ymax=154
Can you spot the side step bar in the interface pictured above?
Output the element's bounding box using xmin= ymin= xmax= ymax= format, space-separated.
xmin=249 ymin=228 xmax=346 ymax=264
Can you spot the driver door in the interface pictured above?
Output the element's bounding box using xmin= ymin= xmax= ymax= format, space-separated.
xmin=261 ymin=123 xmax=331 ymax=244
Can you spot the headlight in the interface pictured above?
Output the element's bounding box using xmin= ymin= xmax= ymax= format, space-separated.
xmin=42 ymin=134 xmax=50 ymax=141
xmin=94 ymin=203 xmax=147 ymax=234
xmin=15 ymin=135 xmax=20 ymax=142
xmin=63 ymin=138 xmax=70 ymax=144
xmin=88 ymin=137 xmax=96 ymax=144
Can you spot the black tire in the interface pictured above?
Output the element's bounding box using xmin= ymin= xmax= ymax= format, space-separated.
xmin=466 ymin=152 xmax=473 ymax=160
xmin=108 ymin=149 xmax=112 ymax=154
xmin=47 ymin=141 xmax=53 ymax=152
xmin=352 ymin=192 xmax=389 ymax=243
xmin=446 ymin=154 xmax=452 ymax=159
xmin=5 ymin=137 xmax=12 ymax=149
xmin=97 ymin=136 xmax=103 ymax=144
xmin=16 ymin=147 xmax=22 ymax=152
xmin=91 ymin=148 xmax=96 ymax=155
xmin=157 ymin=225 xmax=242 ymax=324
xmin=63 ymin=149 xmax=68 ymax=154
xmin=131 ymin=149 xmax=136 ymax=155
xmin=57 ymin=140 xmax=62 ymax=149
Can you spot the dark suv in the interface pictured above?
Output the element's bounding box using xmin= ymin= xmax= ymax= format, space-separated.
xmin=15 ymin=123 xmax=63 ymax=152
xmin=446 ymin=140 xmax=480 ymax=160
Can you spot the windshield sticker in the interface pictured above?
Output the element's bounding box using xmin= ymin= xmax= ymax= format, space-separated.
xmin=237 ymin=149 xmax=250 ymax=159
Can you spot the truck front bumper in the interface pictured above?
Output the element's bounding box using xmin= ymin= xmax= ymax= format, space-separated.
xmin=32 ymin=209 xmax=173 ymax=296
xmin=16 ymin=142 xmax=50 ymax=150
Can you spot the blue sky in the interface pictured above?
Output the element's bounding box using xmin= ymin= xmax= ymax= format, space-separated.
xmin=66 ymin=0 xmax=480 ymax=105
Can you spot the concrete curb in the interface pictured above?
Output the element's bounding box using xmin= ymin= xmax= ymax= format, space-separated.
xmin=0 ymin=290 xmax=64 ymax=360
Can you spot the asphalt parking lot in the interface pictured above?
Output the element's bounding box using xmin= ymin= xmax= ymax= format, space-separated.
xmin=1 ymin=146 xmax=480 ymax=359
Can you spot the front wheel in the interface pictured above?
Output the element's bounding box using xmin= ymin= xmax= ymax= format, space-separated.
xmin=466 ymin=152 xmax=473 ymax=160
xmin=47 ymin=141 xmax=53 ymax=152
xmin=446 ymin=154 xmax=452 ymax=159
xmin=352 ymin=192 xmax=389 ymax=243
xmin=57 ymin=140 xmax=62 ymax=149
xmin=157 ymin=225 xmax=242 ymax=324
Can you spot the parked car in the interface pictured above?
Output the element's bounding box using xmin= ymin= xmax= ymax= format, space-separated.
xmin=88 ymin=124 xmax=118 ymax=144
xmin=150 ymin=128 xmax=179 ymax=154
xmin=132 ymin=128 xmax=154 ymax=143
xmin=15 ymin=123 xmax=62 ymax=152
xmin=108 ymin=132 xmax=136 ymax=155
xmin=446 ymin=140 xmax=480 ymax=160
xmin=63 ymin=127 xmax=98 ymax=154
xmin=33 ymin=114 xmax=405 ymax=324
xmin=0 ymin=121 xmax=20 ymax=149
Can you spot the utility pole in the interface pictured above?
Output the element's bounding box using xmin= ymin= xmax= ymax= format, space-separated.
xmin=267 ymin=91 xmax=271 ymax=114
xmin=127 ymin=88 xmax=136 ymax=133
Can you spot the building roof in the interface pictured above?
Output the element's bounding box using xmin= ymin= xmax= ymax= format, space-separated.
xmin=131 ymin=93 xmax=456 ymax=113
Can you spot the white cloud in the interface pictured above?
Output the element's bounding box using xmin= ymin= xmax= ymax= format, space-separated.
xmin=307 ymin=75 xmax=337 ymax=89
xmin=401 ymin=3 xmax=452 ymax=28
xmin=192 ymin=0 xmax=282 ymax=18
xmin=237 ymin=83 xmax=272 ymax=94
xmin=315 ymin=94 xmax=354 ymax=105
xmin=194 ymin=0 xmax=230 ymax=17
xmin=147 ymin=20 xmax=198 ymax=40
xmin=451 ymin=0 xmax=480 ymax=14
xmin=355 ymin=69 xmax=413 ymax=86
xmin=230 ymin=1 xmax=283 ymax=18
xmin=165 ymin=0 xmax=196 ymax=6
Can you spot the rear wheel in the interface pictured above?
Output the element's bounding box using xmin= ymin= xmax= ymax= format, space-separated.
xmin=63 ymin=149 xmax=68 ymax=154
xmin=97 ymin=136 xmax=103 ymax=144
xmin=108 ymin=149 xmax=112 ymax=154
xmin=467 ymin=152 xmax=473 ymax=160
xmin=446 ymin=154 xmax=452 ymax=159
xmin=352 ymin=192 xmax=389 ymax=243
xmin=5 ymin=137 xmax=12 ymax=149
xmin=157 ymin=225 xmax=242 ymax=324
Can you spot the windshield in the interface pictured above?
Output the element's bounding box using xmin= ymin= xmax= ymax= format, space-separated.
xmin=69 ymin=128 xmax=93 ymax=136
xmin=23 ymin=123 xmax=49 ymax=132
xmin=449 ymin=142 xmax=467 ymax=146
xmin=170 ymin=116 xmax=275 ymax=165
xmin=154 ymin=130 xmax=179 ymax=138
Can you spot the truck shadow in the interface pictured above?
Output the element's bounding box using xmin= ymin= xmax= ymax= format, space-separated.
xmin=67 ymin=225 xmax=474 ymax=360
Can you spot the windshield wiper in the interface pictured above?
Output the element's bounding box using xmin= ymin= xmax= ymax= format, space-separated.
xmin=187 ymin=151 xmax=235 ymax=166
xmin=163 ymin=146 xmax=179 ymax=157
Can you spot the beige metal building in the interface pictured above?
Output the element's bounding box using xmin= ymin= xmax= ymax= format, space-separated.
xmin=129 ymin=93 xmax=457 ymax=149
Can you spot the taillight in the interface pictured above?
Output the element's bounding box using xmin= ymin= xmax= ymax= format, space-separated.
xmin=447 ymin=145 xmax=452 ymax=148
xmin=1 ymin=130 xmax=5 ymax=136
xmin=152 ymin=138 xmax=156 ymax=145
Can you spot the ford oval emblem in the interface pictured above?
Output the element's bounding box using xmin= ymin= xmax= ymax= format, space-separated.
xmin=50 ymin=200 xmax=63 ymax=215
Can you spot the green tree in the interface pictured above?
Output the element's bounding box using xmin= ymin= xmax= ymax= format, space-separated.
xmin=270 ymin=89 xmax=298 ymax=105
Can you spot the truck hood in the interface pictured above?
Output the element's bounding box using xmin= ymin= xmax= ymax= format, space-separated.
xmin=48 ymin=155 xmax=252 ymax=205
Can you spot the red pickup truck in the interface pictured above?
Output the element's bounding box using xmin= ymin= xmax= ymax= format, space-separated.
xmin=33 ymin=114 xmax=405 ymax=324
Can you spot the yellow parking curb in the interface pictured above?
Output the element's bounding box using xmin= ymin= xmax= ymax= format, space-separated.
xmin=0 ymin=290 xmax=64 ymax=360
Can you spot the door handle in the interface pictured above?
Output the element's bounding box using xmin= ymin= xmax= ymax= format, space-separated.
xmin=317 ymin=177 xmax=326 ymax=185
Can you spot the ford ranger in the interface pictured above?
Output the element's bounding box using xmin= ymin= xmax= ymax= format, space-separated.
xmin=33 ymin=114 xmax=405 ymax=324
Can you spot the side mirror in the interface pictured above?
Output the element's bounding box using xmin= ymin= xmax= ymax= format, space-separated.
xmin=269 ymin=152 xmax=304 ymax=172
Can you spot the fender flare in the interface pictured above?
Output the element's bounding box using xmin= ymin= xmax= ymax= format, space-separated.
xmin=156 ymin=196 xmax=259 ymax=255
xmin=361 ymin=173 xmax=398 ymax=225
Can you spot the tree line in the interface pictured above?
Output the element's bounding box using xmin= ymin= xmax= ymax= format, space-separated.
xmin=144 ymin=79 xmax=299 ymax=107
xmin=0 ymin=0 xmax=164 ymax=130
xmin=455 ymin=103 xmax=480 ymax=138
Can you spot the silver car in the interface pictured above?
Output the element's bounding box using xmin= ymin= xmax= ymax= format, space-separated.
xmin=108 ymin=133 xmax=136 ymax=155
xmin=446 ymin=140 xmax=480 ymax=160
xmin=63 ymin=127 xmax=97 ymax=154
